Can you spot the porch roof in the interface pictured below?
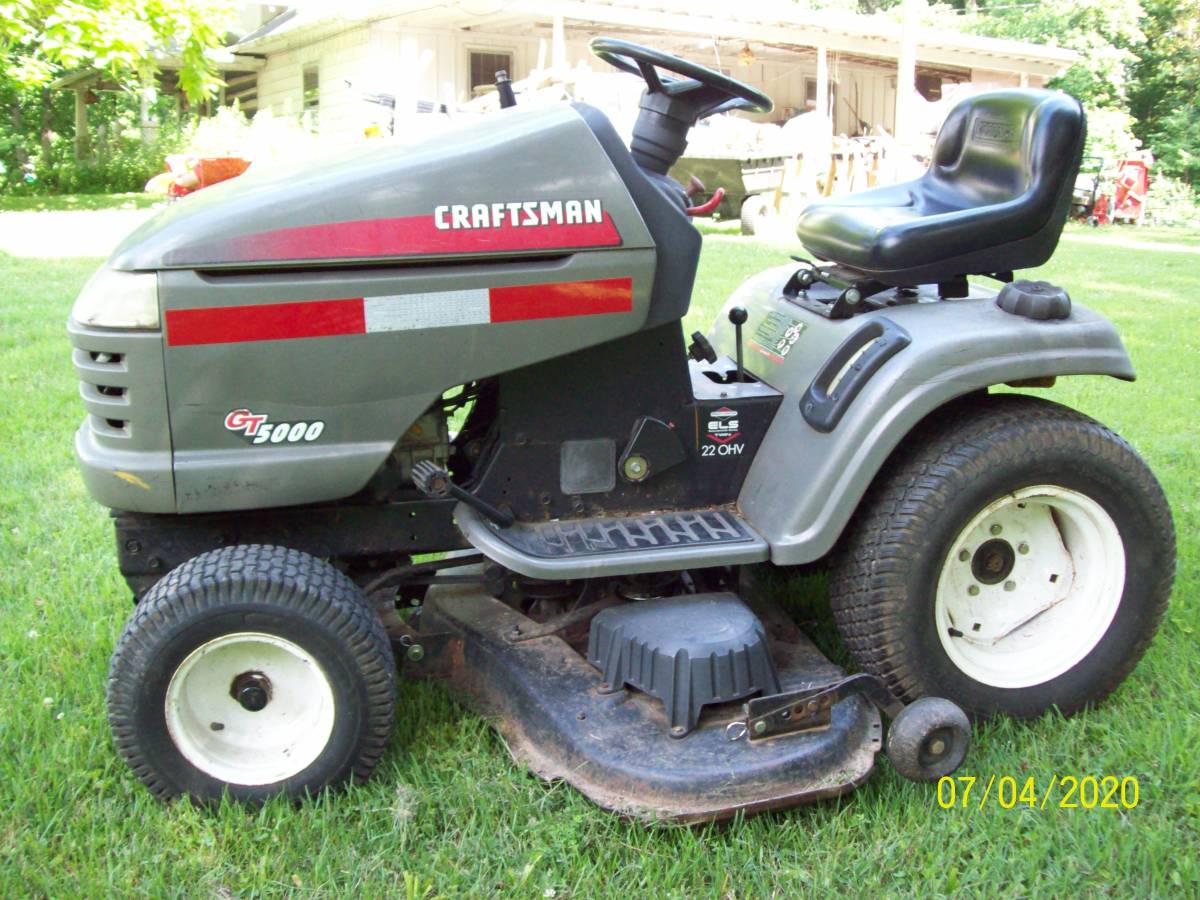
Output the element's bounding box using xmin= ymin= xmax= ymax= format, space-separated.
xmin=234 ymin=0 xmax=1077 ymax=78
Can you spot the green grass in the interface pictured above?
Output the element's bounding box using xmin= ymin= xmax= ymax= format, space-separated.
xmin=0 ymin=192 xmax=163 ymax=212
xmin=1 ymin=221 xmax=1197 ymax=896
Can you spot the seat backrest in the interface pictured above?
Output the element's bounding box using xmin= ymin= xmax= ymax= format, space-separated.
xmin=928 ymin=89 xmax=1086 ymax=221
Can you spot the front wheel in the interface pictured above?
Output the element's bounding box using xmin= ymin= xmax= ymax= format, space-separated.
xmin=107 ymin=544 xmax=397 ymax=801
xmin=829 ymin=395 xmax=1174 ymax=719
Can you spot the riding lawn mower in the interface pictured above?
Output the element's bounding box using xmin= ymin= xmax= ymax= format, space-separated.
xmin=68 ymin=39 xmax=1175 ymax=822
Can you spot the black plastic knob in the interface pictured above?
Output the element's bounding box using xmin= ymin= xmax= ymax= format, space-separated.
xmin=728 ymin=306 xmax=748 ymax=326
xmin=688 ymin=331 xmax=717 ymax=364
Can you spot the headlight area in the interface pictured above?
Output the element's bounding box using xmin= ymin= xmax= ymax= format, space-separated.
xmin=70 ymin=267 xmax=159 ymax=330
xmin=69 ymin=267 xmax=175 ymax=513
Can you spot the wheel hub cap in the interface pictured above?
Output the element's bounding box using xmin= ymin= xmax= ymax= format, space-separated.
xmin=231 ymin=671 xmax=272 ymax=712
xmin=165 ymin=632 xmax=336 ymax=785
xmin=971 ymin=538 xmax=1015 ymax=585
xmin=934 ymin=485 xmax=1125 ymax=689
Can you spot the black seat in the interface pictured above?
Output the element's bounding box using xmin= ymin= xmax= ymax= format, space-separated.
xmin=795 ymin=89 xmax=1086 ymax=286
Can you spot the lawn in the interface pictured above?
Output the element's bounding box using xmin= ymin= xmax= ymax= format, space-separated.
xmin=0 ymin=219 xmax=1196 ymax=896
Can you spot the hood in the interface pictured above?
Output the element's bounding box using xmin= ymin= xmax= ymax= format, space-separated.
xmin=109 ymin=104 xmax=653 ymax=271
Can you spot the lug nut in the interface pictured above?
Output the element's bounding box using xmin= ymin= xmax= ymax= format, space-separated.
xmin=958 ymin=549 xmax=970 ymax=562
xmin=990 ymin=524 xmax=1003 ymax=536
xmin=968 ymin=585 xmax=980 ymax=596
xmin=1018 ymin=542 xmax=1030 ymax=555
xmin=1004 ymin=580 xmax=1016 ymax=592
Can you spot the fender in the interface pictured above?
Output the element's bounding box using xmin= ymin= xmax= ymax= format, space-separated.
xmin=710 ymin=265 xmax=1135 ymax=565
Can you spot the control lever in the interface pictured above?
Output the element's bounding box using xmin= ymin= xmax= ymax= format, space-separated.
xmin=728 ymin=306 xmax=748 ymax=382
xmin=683 ymin=174 xmax=727 ymax=217
xmin=495 ymin=70 xmax=516 ymax=109
xmin=412 ymin=460 xmax=514 ymax=528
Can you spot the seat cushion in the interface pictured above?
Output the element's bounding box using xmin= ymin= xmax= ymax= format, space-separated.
xmin=795 ymin=90 xmax=1085 ymax=284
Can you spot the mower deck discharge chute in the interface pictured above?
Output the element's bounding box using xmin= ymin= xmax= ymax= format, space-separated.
xmin=72 ymin=38 xmax=1174 ymax=821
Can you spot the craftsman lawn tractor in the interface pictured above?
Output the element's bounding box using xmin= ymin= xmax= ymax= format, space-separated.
xmin=70 ymin=39 xmax=1174 ymax=822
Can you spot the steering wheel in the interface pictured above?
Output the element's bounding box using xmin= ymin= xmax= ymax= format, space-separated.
xmin=590 ymin=37 xmax=773 ymax=118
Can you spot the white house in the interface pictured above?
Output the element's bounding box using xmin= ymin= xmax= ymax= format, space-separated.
xmin=230 ymin=0 xmax=1077 ymax=146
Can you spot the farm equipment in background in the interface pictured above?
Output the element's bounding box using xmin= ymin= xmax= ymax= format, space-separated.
xmin=1072 ymin=156 xmax=1153 ymax=228
xmin=1110 ymin=158 xmax=1151 ymax=225
xmin=1072 ymin=155 xmax=1108 ymax=226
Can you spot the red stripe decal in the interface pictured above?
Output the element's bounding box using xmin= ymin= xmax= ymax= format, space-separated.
xmin=165 ymin=298 xmax=365 ymax=346
xmin=489 ymin=277 xmax=633 ymax=322
xmin=168 ymin=213 xmax=622 ymax=266
xmin=164 ymin=277 xmax=634 ymax=346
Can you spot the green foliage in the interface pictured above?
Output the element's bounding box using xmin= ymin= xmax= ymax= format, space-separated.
xmin=962 ymin=0 xmax=1145 ymax=110
xmin=1082 ymin=106 xmax=1143 ymax=165
xmin=1128 ymin=0 xmax=1200 ymax=186
xmin=0 ymin=0 xmax=237 ymax=102
xmin=1 ymin=90 xmax=188 ymax=193
xmin=0 ymin=0 xmax=236 ymax=194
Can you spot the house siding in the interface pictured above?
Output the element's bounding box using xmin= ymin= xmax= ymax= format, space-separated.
xmin=249 ymin=19 xmax=1052 ymax=145
xmin=254 ymin=26 xmax=373 ymax=138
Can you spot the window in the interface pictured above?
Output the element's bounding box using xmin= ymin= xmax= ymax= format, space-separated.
xmin=804 ymin=77 xmax=837 ymax=113
xmin=469 ymin=50 xmax=513 ymax=93
xmin=916 ymin=72 xmax=943 ymax=102
xmin=302 ymin=64 xmax=319 ymax=128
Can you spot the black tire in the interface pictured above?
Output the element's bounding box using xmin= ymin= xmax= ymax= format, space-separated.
xmin=107 ymin=544 xmax=397 ymax=802
xmin=886 ymin=697 xmax=971 ymax=782
xmin=829 ymin=394 xmax=1174 ymax=720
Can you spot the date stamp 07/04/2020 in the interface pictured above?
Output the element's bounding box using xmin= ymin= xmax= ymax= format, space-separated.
xmin=936 ymin=775 xmax=1141 ymax=811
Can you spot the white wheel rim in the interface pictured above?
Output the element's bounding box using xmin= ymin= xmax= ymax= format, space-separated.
xmin=165 ymin=632 xmax=336 ymax=786
xmin=934 ymin=485 xmax=1125 ymax=689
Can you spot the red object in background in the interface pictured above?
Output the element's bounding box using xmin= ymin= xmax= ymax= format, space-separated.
xmin=1093 ymin=192 xmax=1111 ymax=226
xmin=1112 ymin=159 xmax=1149 ymax=223
xmin=168 ymin=156 xmax=251 ymax=198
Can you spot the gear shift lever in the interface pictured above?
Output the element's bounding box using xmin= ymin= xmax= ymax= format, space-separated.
xmin=729 ymin=306 xmax=748 ymax=383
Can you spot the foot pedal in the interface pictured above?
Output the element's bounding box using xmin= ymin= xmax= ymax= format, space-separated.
xmin=587 ymin=592 xmax=781 ymax=737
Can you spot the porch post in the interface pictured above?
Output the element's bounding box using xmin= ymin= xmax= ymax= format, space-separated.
xmin=73 ymin=89 xmax=88 ymax=161
xmin=894 ymin=0 xmax=919 ymax=147
xmin=552 ymin=14 xmax=566 ymax=71
xmin=816 ymin=46 xmax=829 ymax=122
xmin=139 ymin=67 xmax=158 ymax=143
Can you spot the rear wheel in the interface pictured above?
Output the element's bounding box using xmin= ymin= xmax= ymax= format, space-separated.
xmin=829 ymin=395 xmax=1174 ymax=719
xmin=107 ymin=544 xmax=397 ymax=801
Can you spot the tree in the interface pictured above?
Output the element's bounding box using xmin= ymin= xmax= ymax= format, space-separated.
xmin=1128 ymin=0 xmax=1200 ymax=184
xmin=960 ymin=0 xmax=1146 ymax=111
xmin=0 ymin=0 xmax=235 ymax=190
xmin=0 ymin=0 xmax=236 ymax=102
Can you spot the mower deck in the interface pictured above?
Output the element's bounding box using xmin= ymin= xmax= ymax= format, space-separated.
xmin=411 ymin=579 xmax=882 ymax=823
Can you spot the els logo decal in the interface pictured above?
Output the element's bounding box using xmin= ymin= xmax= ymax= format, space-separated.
xmin=225 ymin=408 xmax=325 ymax=445
xmin=701 ymin=407 xmax=745 ymax=457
